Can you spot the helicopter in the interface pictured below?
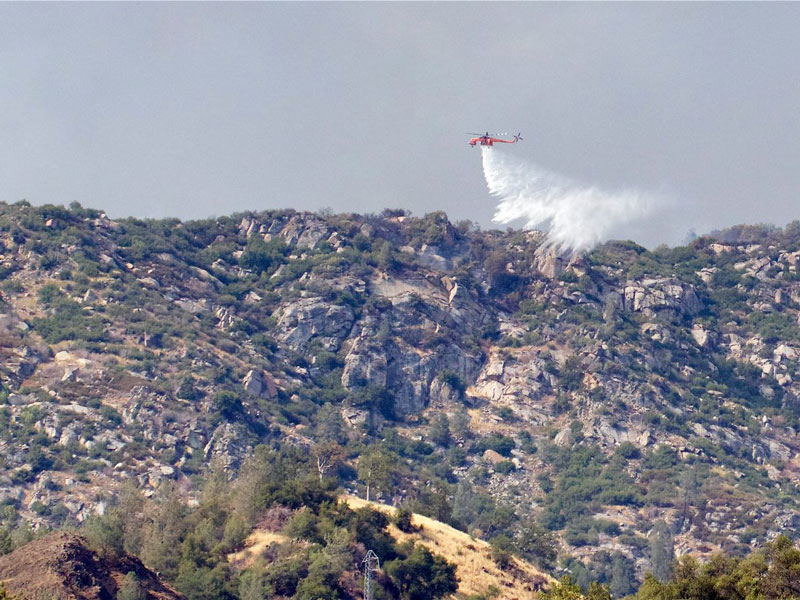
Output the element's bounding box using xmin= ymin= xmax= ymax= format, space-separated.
xmin=467 ymin=131 xmax=523 ymax=147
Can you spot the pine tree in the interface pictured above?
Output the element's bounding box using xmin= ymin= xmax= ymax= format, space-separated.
xmin=116 ymin=572 xmax=146 ymax=600
xmin=648 ymin=521 xmax=674 ymax=582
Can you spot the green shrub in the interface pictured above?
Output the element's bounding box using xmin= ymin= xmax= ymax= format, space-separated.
xmin=384 ymin=544 xmax=458 ymax=600
xmin=488 ymin=534 xmax=514 ymax=569
xmin=494 ymin=460 xmax=516 ymax=474
xmin=616 ymin=442 xmax=641 ymax=460
xmin=239 ymin=236 xmax=287 ymax=275
xmin=211 ymin=391 xmax=242 ymax=421
xmin=116 ymin=572 xmax=147 ymax=600
xmin=395 ymin=507 xmax=415 ymax=533
xmin=436 ymin=371 xmax=466 ymax=394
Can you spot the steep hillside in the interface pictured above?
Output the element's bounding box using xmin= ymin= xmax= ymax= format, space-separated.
xmin=2 ymin=201 xmax=800 ymax=589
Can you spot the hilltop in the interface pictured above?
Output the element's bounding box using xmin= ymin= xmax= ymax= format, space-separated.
xmin=0 ymin=532 xmax=182 ymax=600
xmin=2 ymin=200 xmax=800 ymax=593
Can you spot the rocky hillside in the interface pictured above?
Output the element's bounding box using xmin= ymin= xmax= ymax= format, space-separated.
xmin=2 ymin=201 xmax=800 ymax=589
xmin=0 ymin=532 xmax=182 ymax=600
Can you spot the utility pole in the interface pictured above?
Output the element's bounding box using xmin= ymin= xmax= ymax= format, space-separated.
xmin=362 ymin=550 xmax=380 ymax=600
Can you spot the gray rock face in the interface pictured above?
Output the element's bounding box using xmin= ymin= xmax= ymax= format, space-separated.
xmin=641 ymin=322 xmax=673 ymax=343
xmin=772 ymin=512 xmax=800 ymax=535
xmin=295 ymin=222 xmax=330 ymax=250
xmin=534 ymin=246 xmax=565 ymax=279
xmin=203 ymin=422 xmax=251 ymax=473
xmin=340 ymin=324 xmax=480 ymax=416
xmin=335 ymin=290 xmax=483 ymax=417
xmin=215 ymin=306 xmax=236 ymax=330
xmin=243 ymin=369 xmax=278 ymax=399
xmin=58 ymin=423 xmax=81 ymax=447
xmin=691 ymin=323 xmax=716 ymax=348
xmin=622 ymin=278 xmax=703 ymax=316
xmin=469 ymin=348 xmax=556 ymax=428
xmin=341 ymin=341 xmax=387 ymax=390
xmin=0 ymin=317 xmax=45 ymax=386
xmin=275 ymin=298 xmax=355 ymax=352
xmin=35 ymin=414 xmax=60 ymax=439
xmin=279 ymin=215 xmax=329 ymax=249
xmin=385 ymin=343 xmax=480 ymax=416
xmin=428 ymin=377 xmax=461 ymax=404
xmin=415 ymin=245 xmax=450 ymax=272
xmin=12 ymin=204 xmax=800 ymax=572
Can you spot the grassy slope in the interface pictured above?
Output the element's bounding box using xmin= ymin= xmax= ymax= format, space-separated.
xmin=230 ymin=495 xmax=552 ymax=600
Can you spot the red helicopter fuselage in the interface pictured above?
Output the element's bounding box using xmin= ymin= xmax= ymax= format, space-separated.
xmin=468 ymin=132 xmax=522 ymax=147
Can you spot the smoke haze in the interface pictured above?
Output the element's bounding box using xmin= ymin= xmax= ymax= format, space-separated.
xmin=483 ymin=147 xmax=665 ymax=253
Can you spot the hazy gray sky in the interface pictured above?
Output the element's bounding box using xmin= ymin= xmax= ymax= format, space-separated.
xmin=1 ymin=3 xmax=799 ymax=246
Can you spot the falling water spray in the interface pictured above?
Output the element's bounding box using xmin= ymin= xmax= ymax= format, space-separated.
xmin=482 ymin=147 xmax=662 ymax=253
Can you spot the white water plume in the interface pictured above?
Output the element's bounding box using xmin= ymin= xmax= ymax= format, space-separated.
xmin=483 ymin=146 xmax=663 ymax=253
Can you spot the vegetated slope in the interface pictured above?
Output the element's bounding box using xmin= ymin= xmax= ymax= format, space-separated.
xmin=0 ymin=532 xmax=182 ymax=600
xmin=231 ymin=495 xmax=550 ymax=600
xmin=2 ymin=201 xmax=800 ymax=586
xmin=344 ymin=496 xmax=551 ymax=598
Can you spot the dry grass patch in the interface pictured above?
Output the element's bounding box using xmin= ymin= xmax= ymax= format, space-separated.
xmin=228 ymin=530 xmax=289 ymax=566
xmin=343 ymin=495 xmax=551 ymax=600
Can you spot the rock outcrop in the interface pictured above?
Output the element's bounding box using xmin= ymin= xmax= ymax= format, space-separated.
xmin=621 ymin=277 xmax=703 ymax=316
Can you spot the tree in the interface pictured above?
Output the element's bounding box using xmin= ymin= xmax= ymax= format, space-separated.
xmin=585 ymin=582 xmax=612 ymax=600
xmin=517 ymin=520 xmax=558 ymax=569
xmin=669 ymin=556 xmax=716 ymax=600
xmin=489 ymin=535 xmax=514 ymax=569
xmin=540 ymin=577 xmax=583 ymax=600
xmin=404 ymin=478 xmax=453 ymax=524
xmin=649 ymin=521 xmax=674 ymax=583
xmin=395 ymin=507 xmax=415 ymax=533
xmin=139 ymin=493 xmax=189 ymax=580
xmin=311 ymin=442 xmax=342 ymax=482
xmin=314 ymin=403 xmax=346 ymax=443
xmin=349 ymin=508 xmax=396 ymax=562
xmin=177 ymin=376 xmax=201 ymax=401
xmin=358 ymin=450 xmax=394 ymax=502
xmin=174 ymin=563 xmax=229 ymax=600
xmin=211 ymin=391 xmax=242 ymax=421
xmin=238 ymin=560 xmax=270 ymax=600
xmin=377 ymin=241 xmax=398 ymax=272
xmin=483 ymin=250 xmax=518 ymax=295
xmin=239 ymin=235 xmax=286 ymax=274
xmin=385 ymin=545 xmax=458 ymax=600
xmin=428 ymin=414 xmax=451 ymax=448
xmin=451 ymin=480 xmax=478 ymax=530
xmin=676 ymin=467 xmax=700 ymax=534
xmin=116 ymin=572 xmax=146 ymax=600
xmin=560 ymin=356 xmax=584 ymax=392
xmin=449 ymin=406 xmax=471 ymax=441
xmin=609 ymin=552 xmax=637 ymax=598
xmin=634 ymin=573 xmax=671 ymax=600
xmin=294 ymin=553 xmax=343 ymax=600
xmin=284 ymin=509 xmax=322 ymax=544
xmin=83 ymin=512 xmax=125 ymax=559
xmin=762 ymin=535 xmax=800 ymax=599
